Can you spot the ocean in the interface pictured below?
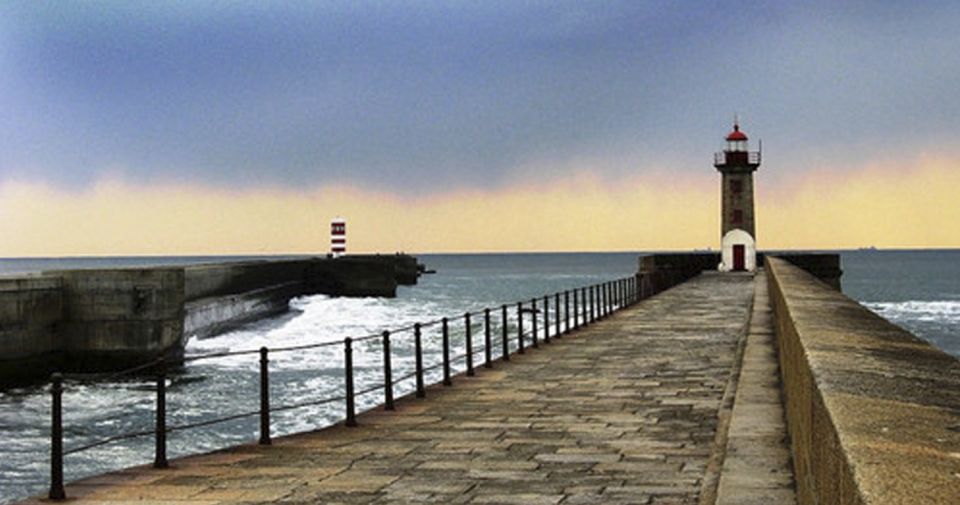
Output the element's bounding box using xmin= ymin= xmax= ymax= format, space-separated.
xmin=0 ymin=250 xmax=957 ymax=503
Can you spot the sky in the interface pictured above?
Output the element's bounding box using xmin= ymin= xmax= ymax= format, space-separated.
xmin=2 ymin=1 xmax=959 ymax=255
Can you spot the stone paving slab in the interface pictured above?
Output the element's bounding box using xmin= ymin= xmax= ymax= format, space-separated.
xmin=22 ymin=273 xmax=754 ymax=505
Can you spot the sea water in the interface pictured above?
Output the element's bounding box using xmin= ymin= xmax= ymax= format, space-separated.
xmin=0 ymin=251 xmax=956 ymax=503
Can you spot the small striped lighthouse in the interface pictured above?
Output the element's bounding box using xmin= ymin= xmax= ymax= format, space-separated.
xmin=330 ymin=217 xmax=346 ymax=257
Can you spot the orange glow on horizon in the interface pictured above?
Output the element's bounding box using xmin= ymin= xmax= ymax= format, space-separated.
xmin=1 ymin=157 xmax=958 ymax=257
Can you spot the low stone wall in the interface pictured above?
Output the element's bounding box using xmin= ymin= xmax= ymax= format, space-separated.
xmin=637 ymin=253 xmax=719 ymax=296
xmin=636 ymin=252 xmax=842 ymax=295
xmin=766 ymin=257 xmax=960 ymax=504
xmin=761 ymin=252 xmax=842 ymax=290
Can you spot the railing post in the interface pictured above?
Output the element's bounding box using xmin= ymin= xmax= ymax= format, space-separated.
xmin=465 ymin=313 xmax=474 ymax=376
xmin=589 ymin=285 xmax=595 ymax=323
xmin=597 ymin=284 xmax=602 ymax=319
xmin=554 ymin=293 xmax=561 ymax=338
xmin=573 ymin=289 xmax=579 ymax=329
xmin=501 ymin=305 xmax=510 ymax=361
xmin=606 ymin=282 xmax=611 ymax=315
xmin=531 ymin=298 xmax=539 ymax=348
xmin=602 ymin=283 xmax=608 ymax=317
xmin=609 ymin=281 xmax=613 ymax=314
xmin=484 ymin=308 xmax=493 ymax=368
xmin=610 ymin=279 xmax=620 ymax=313
xmin=382 ymin=331 xmax=394 ymax=410
xmin=593 ymin=284 xmax=603 ymax=321
xmin=543 ymin=295 xmax=551 ymax=343
xmin=597 ymin=284 xmax=602 ymax=320
xmin=259 ymin=347 xmax=271 ymax=445
xmin=49 ymin=373 xmax=65 ymax=501
xmin=344 ymin=337 xmax=357 ymax=427
xmin=414 ymin=323 xmax=425 ymax=398
xmin=600 ymin=283 xmax=605 ymax=318
xmin=564 ymin=290 xmax=570 ymax=333
xmin=610 ymin=282 xmax=615 ymax=313
xmin=517 ymin=302 xmax=525 ymax=353
xmin=442 ymin=317 xmax=452 ymax=386
xmin=154 ymin=359 xmax=168 ymax=469
xmin=601 ymin=284 xmax=605 ymax=317
xmin=581 ymin=287 xmax=588 ymax=325
xmin=599 ymin=283 xmax=604 ymax=318
xmin=585 ymin=286 xmax=590 ymax=323
xmin=617 ymin=279 xmax=627 ymax=309
xmin=594 ymin=284 xmax=598 ymax=320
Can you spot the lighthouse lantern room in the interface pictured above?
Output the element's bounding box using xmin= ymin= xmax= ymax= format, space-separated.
xmin=714 ymin=121 xmax=761 ymax=272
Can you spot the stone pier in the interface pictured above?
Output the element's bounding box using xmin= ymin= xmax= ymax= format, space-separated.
xmin=21 ymin=273 xmax=763 ymax=505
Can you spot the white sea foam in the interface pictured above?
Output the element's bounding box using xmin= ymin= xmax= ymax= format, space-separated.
xmin=185 ymin=294 xmax=449 ymax=369
xmin=865 ymin=300 xmax=960 ymax=323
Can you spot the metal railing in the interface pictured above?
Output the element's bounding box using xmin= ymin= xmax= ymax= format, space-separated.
xmin=46 ymin=275 xmax=642 ymax=500
xmin=714 ymin=150 xmax=761 ymax=166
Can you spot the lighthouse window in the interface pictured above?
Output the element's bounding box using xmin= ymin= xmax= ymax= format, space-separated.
xmin=733 ymin=209 xmax=743 ymax=224
xmin=730 ymin=180 xmax=743 ymax=194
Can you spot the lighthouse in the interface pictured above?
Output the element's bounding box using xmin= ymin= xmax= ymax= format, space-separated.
xmin=330 ymin=217 xmax=346 ymax=257
xmin=714 ymin=121 xmax=760 ymax=272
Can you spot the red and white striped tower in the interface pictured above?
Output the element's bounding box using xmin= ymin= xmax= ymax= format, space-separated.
xmin=330 ymin=217 xmax=346 ymax=257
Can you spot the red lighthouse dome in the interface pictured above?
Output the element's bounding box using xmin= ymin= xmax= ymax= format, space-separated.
xmin=725 ymin=123 xmax=748 ymax=141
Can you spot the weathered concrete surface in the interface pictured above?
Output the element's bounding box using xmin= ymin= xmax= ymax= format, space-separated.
xmin=55 ymin=267 xmax=186 ymax=361
xmin=0 ymin=276 xmax=63 ymax=381
xmin=767 ymin=257 xmax=960 ymax=505
xmin=23 ymin=273 xmax=754 ymax=505
xmin=716 ymin=270 xmax=797 ymax=504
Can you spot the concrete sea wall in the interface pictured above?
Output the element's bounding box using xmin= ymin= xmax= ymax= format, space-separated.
xmin=0 ymin=276 xmax=64 ymax=382
xmin=766 ymin=257 xmax=960 ymax=504
xmin=54 ymin=268 xmax=187 ymax=370
xmin=0 ymin=255 xmax=420 ymax=385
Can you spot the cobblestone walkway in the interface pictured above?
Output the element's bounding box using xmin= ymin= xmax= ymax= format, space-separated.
xmin=28 ymin=273 xmax=754 ymax=505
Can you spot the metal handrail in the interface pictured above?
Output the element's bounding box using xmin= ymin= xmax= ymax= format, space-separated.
xmin=714 ymin=150 xmax=761 ymax=166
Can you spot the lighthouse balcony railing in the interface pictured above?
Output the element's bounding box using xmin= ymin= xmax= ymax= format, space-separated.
xmin=714 ymin=151 xmax=760 ymax=166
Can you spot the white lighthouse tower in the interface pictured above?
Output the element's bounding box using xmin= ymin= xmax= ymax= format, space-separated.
xmin=714 ymin=121 xmax=761 ymax=272
xmin=330 ymin=217 xmax=346 ymax=257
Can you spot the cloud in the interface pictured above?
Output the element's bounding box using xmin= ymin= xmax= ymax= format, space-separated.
xmin=2 ymin=2 xmax=959 ymax=193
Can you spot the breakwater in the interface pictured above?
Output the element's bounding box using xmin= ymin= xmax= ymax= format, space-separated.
xmin=766 ymin=257 xmax=960 ymax=504
xmin=0 ymin=254 xmax=420 ymax=385
xmin=5 ymin=251 xmax=958 ymax=504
